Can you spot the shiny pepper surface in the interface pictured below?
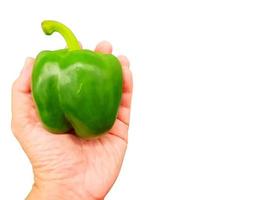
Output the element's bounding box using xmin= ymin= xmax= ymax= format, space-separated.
xmin=32 ymin=20 xmax=122 ymax=138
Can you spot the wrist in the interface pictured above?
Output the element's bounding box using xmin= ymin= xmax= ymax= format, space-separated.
xmin=27 ymin=181 xmax=99 ymax=200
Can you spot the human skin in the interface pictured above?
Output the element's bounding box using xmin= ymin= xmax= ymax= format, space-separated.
xmin=11 ymin=41 xmax=133 ymax=200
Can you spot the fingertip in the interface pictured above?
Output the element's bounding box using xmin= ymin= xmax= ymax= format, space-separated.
xmin=95 ymin=40 xmax=113 ymax=54
xmin=24 ymin=57 xmax=34 ymax=67
xmin=22 ymin=57 xmax=34 ymax=75
xmin=118 ymin=55 xmax=130 ymax=68
xmin=13 ymin=57 xmax=35 ymax=93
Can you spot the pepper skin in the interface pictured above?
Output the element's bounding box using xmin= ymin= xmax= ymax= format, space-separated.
xmin=32 ymin=20 xmax=123 ymax=139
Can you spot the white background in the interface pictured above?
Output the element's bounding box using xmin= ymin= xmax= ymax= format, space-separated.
xmin=0 ymin=0 xmax=267 ymax=199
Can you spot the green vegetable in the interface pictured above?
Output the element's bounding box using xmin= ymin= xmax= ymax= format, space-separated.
xmin=32 ymin=20 xmax=123 ymax=139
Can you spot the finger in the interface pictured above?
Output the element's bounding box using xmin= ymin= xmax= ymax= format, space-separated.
xmin=117 ymin=55 xmax=133 ymax=108
xmin=109 ymin=118 xmax=129 ymax=142
xmin=120 ymin=93 xmax=132 ymax=108
xmin=12 ymin=57 xmax=34 ymax=94
xmin=12 ymin=57 xmax=35 ymax=136
xmin=95 ymin=41 xmax=113 ymax=54
xmin=118 ymin=55 xmax=130 ymax=69
xmin=117 ymin=105 xmax=131 ymax=126
xmin=118 ymin=55 xmax=133 ymax=94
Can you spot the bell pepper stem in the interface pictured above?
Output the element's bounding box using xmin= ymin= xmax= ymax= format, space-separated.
xmin=41 ymin=20 xmax=80 ymax=51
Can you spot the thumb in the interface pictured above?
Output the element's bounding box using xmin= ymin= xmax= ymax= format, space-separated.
xmin=12 ymin=57 xmax=34 ymax=93
xmin=11 ymin=57 xmax=35 ymax=136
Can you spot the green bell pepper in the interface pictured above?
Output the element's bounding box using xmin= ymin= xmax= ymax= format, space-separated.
xmin=32 ymin=20 xmax=123 ymax=139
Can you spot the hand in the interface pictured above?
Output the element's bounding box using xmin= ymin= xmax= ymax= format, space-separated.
xmin=11 ymin=41 xmax=133 ymax=200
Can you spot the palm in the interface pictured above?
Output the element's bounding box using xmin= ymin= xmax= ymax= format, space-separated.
xmin=25 ymin=98 xmax=127 ymax=198
xmin=12 ymin=42 xmax=133 ymax=199
xmin=28 ymin=117 xmax=127 ymax=198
